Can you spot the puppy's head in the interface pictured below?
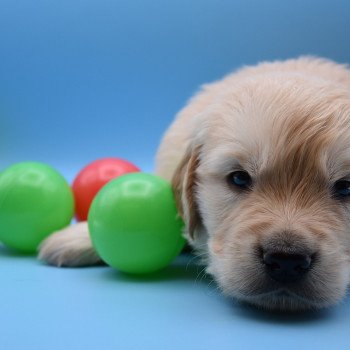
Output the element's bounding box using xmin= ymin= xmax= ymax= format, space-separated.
xmin=173 ymin=75 xmax=350 ymax=311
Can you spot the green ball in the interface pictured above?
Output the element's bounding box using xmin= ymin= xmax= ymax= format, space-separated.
xmin=88 ymin=173 xmax=185 ymax=274
xmin=0 ymin=162 xmax=74 ymax=253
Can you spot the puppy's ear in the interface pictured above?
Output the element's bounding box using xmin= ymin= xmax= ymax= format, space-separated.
xmin=172 ymin=145 xmax=201 ymax=241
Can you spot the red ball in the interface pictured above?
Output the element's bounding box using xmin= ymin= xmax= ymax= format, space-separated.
xmin=72 ymin=158 xmax=140 ymax=221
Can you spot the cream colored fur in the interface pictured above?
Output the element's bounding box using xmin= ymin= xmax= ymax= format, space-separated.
xmin=38 ymin=222 xmax=102 ymax=267
xmin=39 ymin=57 xmax=350 ymax=311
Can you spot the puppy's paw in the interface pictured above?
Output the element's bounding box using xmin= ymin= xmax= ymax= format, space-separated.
xmin=38 ymin=222 xmax=104 ymax=267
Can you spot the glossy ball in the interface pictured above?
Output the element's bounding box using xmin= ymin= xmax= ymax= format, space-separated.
xmin=88 ymin=173 xmax=185 ymax=274
xmin=0 ymin=162 xmax=74 ymax=253
xmin=72 ymin=158 xmax=140 ymax=221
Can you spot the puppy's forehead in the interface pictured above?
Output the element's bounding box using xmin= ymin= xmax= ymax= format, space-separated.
xmin=202 ymin=77 xmax=350 ymax=179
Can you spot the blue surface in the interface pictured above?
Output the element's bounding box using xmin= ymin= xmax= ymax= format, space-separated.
xmin=1 ymin=1 xmax=350 ymax=349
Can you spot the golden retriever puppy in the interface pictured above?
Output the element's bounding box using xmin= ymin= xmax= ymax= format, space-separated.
xmin=39 ymin=57 xmax=350 ymax=312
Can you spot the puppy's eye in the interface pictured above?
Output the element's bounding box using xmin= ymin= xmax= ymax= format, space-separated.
xmin=333 ymin=180 xmax=350 ymax=198
xmin=227 ymin=171 xmax=252 ymax=190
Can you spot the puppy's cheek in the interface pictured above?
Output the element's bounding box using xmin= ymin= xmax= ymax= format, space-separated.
xmin=308 ymin=271 xmax=349 ymax=308
xmin=308 ymin=243 xmax=350 ymax=304
xmin=206 ymin=230 xmax=232 ymax=276
xmin=209 ymin=237 xmax=224 ymax=255
xmin=206 ymin=239 xmax=222 ymax=277
xmin=206 ymin=238 xmax=230 ymax=285
xmin=207 ymin=234 xmax=257 ymax=296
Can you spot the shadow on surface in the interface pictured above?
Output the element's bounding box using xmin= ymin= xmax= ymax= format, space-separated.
xmin=228 ymin=297 xmax=337 ymax=325
xmin=99 ymin=252 xmax=212 ymax=284
xmin=0 ymin=244 xmax=35 ymax=259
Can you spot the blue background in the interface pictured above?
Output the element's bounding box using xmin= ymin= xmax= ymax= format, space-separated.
xmin=1 ymin=1 xmax=350 ymax=349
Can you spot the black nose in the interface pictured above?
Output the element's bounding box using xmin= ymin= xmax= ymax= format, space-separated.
xmin=263 ymin=251 xmax=312 ymax=283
